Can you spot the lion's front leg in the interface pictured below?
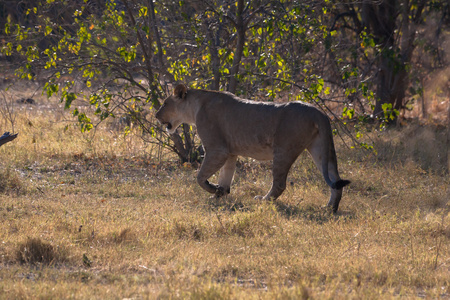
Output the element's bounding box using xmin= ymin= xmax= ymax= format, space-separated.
xmin=217 ymin=155 xmax=238 ymax=195
xmin=197 ymin=151 xmax=229 ymax=197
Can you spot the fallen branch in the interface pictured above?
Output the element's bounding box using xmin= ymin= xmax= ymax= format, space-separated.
xmin=0 ymin=132 xmax=18 ymax=147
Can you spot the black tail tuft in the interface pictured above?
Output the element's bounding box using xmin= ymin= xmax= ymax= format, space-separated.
xmin=332 ymin=180 xmax=351 ymax=190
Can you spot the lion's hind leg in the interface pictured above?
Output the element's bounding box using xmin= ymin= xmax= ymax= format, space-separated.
xmin=307 ymin=139 xmax=350 ymax=213
xmin=259 ymin=151 xmax=298 ymax=201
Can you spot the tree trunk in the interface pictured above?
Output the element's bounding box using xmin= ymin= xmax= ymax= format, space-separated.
xmin=228 ymin=0 xmax=245 ymax=94
xmin=205 ymin=22 xmax=221 ymax=91
xmin=447 ymin=102 xmax=450 ymax=172
xmin=368 ymin=0 xmax=425 ymax=120
xmin=149 ymin=0 xmax=164 ymax=69
xmin=363 ymin=1 xmax=398 ymax=118
xmin=373 ymin=59 xmax=409 ymax=118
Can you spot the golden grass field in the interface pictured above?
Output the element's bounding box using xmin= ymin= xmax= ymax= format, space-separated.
xmin=0 ymin=89 xmax=449 ymax=299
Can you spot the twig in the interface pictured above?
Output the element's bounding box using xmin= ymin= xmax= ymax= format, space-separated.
xmin=433 ymin=213 xmax=446 ymax=270
xmin=214 ymin=210 xmax=226 ymax=232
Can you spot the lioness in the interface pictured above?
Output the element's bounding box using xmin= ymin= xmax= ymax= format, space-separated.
xmin=156 ymin=84 xmax=350 ymax=213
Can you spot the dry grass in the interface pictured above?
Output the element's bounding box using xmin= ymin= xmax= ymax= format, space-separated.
xmin=0 ymin=94 xmax=449 ymax=299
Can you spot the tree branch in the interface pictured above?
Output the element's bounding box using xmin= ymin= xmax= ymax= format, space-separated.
xmin=0 ymin=132 xmax=18 ymax=147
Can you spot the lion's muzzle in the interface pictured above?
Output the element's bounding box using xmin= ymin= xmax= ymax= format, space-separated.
xmin=155 ymin=109 xmax=172 ymax=131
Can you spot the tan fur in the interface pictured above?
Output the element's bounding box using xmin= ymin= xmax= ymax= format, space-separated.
xmin=156 ymin=84 xmax=350 ymax=213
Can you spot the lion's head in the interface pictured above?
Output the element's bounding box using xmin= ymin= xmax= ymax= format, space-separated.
xmin=155 ymin=84 xmax=188 ymax=134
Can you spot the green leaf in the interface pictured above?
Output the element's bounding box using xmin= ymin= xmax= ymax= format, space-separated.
xmin=243 ymin=46 xmax=249 ymax=57
xmin=139 ymin=7 xmax=148 ymax=17
xmin=63 ymin=92 xmax=77 ymax=110
xmin=45 ymin=26 xmax=52 ymax=36
xmin=45 ymin=83 xmax=59 ymax=97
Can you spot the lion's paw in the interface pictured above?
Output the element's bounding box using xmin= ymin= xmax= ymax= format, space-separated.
xmin=215 ymin=187 xmax=226 ymax=198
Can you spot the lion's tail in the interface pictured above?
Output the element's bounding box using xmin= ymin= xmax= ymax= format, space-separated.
xmin=319 ymin=119 xmax=351 ymax=190
xmin=331 ymin=179 xmax=351 ymax=189
xmin=322 ymin=161 xmax=350 ymax=189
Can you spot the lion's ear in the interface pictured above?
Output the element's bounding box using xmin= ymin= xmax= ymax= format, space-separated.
xmin=174 ymin=84 xmax=187 ymax=99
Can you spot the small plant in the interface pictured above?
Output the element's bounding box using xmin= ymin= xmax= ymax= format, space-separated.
xmin=0 ymin=167 xmax=22 ymax=194
xmin=380 ymin=103 xmax=400 ymax=128
xmin=0 ymin=91 xmax=17 ymax=134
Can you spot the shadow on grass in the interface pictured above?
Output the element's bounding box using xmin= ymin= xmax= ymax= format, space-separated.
xmin=206 ymin=196 xmax=250 ymax=212
xmin=273 ymin=200 xmax=356 ymax=224
xmin=206 ymin=195 xmax=356 ymax=223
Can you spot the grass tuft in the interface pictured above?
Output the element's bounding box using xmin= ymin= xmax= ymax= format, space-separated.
xmin=170 ymin=219 xmax=205 ymax=241
xmin=15 ymin=238 xmax=66 ymax=265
